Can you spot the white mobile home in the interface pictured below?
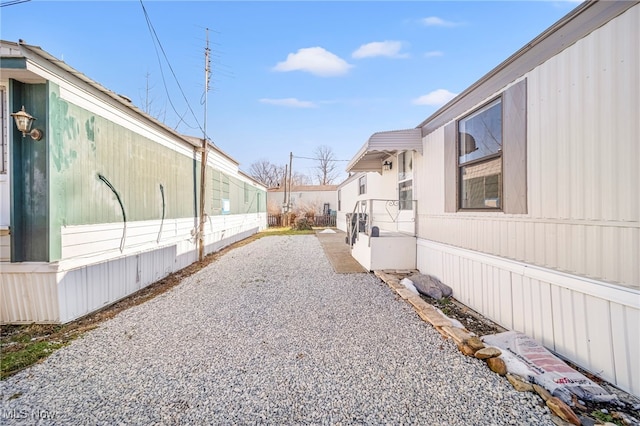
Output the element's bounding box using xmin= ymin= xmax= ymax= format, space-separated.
xmin=267 ymin=184 xmax=338 ymax=215
xmin=343 ymin=1 xmax=640 ymax=397
xmin=1 ymin=40 xmax=267 ymax=324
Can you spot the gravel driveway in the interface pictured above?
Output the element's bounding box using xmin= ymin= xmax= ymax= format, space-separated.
xmin=0 ymin=235 xmax=553 ymax=425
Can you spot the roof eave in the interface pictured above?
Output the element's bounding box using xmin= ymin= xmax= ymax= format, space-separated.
xmin=346 ymin=128 xmax=422 ymax=173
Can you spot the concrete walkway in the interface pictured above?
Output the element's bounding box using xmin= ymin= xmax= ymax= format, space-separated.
xmin=315 ymin=229 xmax=366 ymax=273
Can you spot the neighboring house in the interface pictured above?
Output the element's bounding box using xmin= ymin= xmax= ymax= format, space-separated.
xmin=341 ymin=1 xmax=640 ymax=398
xmin=0 ymin=40 xmax=267 ymax=324
xmin=267 ymin=184 xmax=337 ymax=216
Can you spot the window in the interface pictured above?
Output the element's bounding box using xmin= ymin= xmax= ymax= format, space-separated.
xmin=244 ymin=182 xmax=250 ymax=204
xmin=1 ymin=86 xmax=6 ymax=174
xmin=358 ymin=175 xmax=366 ymax=195
xmin=444 ymin=78 xmax=527 ymax=214
xmin=398 ymin=151 xmax=413 ymax=210
xmin=338 ymin=189 xmax=341 ymax=211
xmin=458 ymin=98 xmax=502 ymax=209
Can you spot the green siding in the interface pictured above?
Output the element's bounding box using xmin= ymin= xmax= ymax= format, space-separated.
xmin=12 ymin=82 xmax=264 ymax=262
xmin=48 ymin=84 xmax=197 ymax=231
xmin=10 ymin=80 xmax=49 ymax=262
xmin=204 ymin=168 xmax=265 ymax=216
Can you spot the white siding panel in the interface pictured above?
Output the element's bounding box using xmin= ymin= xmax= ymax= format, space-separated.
xmin=498 ymin=269 xmax=512 ymax=329
xmin=511 ymin=273 xmax=525 ymax=333
xmin=613 ymin=305 xmax=640 ymax=395
xmin=57 ymin=268 xmax=88 ymax=322
xmin=571 ymin=292 xmax=591 ymax=371
xmin=86 ymin=261 xmax=110 ymax=313
xmin=584 ymin=294 xmax=616 ymax=385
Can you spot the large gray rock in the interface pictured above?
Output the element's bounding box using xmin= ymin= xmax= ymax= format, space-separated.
xmin=407 ymin=274 xmax=453 ymax=299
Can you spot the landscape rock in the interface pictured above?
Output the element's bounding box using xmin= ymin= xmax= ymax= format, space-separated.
xmin=546 ymin=397 xmax=581 ymax=425
xmin=475 ymin=347 xmax=502 ymax=359
xmin=458 ymin=343 xmax=476 ymax=357
xmin=440 ymin=325 xmax=471 ymax=345
xmin=406 ymin=274 xmax=453 ymax=299
xmin=506 ymin=373 xmax=534 ymax=392
xmin=534 ymin=384 xmax=553 ymax=402
xmin=486 ymin=357 xmax=507 ymax=376
xmin=464 ymin=336 xmax=485 ymax=351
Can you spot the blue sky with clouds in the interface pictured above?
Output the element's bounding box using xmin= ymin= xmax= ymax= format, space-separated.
xmin=1 ymin=1 xmax=581 ymax=182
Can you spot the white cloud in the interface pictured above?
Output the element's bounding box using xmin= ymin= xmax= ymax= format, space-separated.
xmin=413 ymin=89 xmax=458 ymax=106
xmin=259 ymin=98 xmax=317 ymax=108
xmin=272 ymin=47 xmax=352 ymax=77
xmin=424 ymin=50 xmax=444 ymax=58
xmin=422 ymin=16 xmax=461 ymax=27
xmin=352 ymin=41 xmax=409 ymax=59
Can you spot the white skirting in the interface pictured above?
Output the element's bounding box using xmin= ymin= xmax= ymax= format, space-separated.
xmin=416 ymin=238 xmax=640 ymax=398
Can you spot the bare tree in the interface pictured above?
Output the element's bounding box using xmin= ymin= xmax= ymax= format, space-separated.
xmin=248 ymin=159 xmax=283 ymax=188
xmin=313 ymin=145 xmax=339 ymax=185
xmin=291 ymin=171 xmax=311 ymax=186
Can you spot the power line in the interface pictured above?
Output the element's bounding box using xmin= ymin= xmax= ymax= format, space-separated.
xmin=0 ymin=0 xmax=30 ymax=7
xmin=292 ymin=155 xmax=350 ymax=162
xmin=139 ymin=0 xmax=205 ymax=135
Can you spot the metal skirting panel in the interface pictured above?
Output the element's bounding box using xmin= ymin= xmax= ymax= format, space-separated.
xmin=0 ymin=272 xmax=59 ymax=323
xmin=57 ymin=245 xmax=178 ymax=323
xmin=2 ymin=213 xmax=264 ymax=324
xmin=417 ymin=239 xmax=640 ymax=398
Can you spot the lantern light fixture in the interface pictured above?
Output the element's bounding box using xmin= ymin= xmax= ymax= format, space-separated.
xmin=11 ymin=106 xmax=42 ymax=140
xmin=383 ymin=160 xmax=392 ymax=171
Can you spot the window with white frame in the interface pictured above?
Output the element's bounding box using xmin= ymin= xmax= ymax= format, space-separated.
xmin=1 ymin=86 xmax=6 ymax=174
xmin=338 ymin=189 xmax=341 ymax=211
xmin=398 ymin=151 xmax=413 ymax=210
xmin=358 ymin=175 xmax=366 ymax=195
xmin=458 ymin=98 xmax=502 ymax=209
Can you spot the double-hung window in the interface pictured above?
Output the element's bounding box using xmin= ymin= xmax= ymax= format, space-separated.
xmin=358 ymin=175 xmax=366 ymax=195
xmin=458 ymin=98 xmax=502 ymax=209
xmin=444 ymin=78 xmax=527 ymax=214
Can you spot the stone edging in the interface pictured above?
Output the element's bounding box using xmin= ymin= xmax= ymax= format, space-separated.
xmin=374 ymin=270 xmax=583 ymax=426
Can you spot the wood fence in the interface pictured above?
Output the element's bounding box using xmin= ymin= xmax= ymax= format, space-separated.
xmin=267 ymin=214 xmax=336 ymax=228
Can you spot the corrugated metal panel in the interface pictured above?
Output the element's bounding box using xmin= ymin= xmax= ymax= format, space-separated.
xmin=0 ymin=272 xmax=59 ymax=322
xmin=417 ymin=240 xmax=640 ymax=397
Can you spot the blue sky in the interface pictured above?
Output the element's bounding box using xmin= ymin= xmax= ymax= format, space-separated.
xmin=1 ymin=0 xmax=581 ymax=182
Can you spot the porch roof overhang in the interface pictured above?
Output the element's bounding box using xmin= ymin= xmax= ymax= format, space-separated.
xmin=346 ymin=128 xmax=422 ymax=173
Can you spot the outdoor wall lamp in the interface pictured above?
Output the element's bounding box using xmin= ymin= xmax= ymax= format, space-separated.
xmin=383 ymin=160 xmax=392 ymax=171
xmin=11 ymin=106 xmax=43 ymax=140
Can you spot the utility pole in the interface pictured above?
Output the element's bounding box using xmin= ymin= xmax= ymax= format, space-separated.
xmin=288 ymin=152 xmax=293 ymax=210
xmin=198 ymin=28 xmax=211 ymax=262
xmin=283 ymin=164 xmax=288 ymax=212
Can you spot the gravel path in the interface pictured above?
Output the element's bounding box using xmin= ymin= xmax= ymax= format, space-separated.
xmin=1 ymin=235 xmax=553 ymax=425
